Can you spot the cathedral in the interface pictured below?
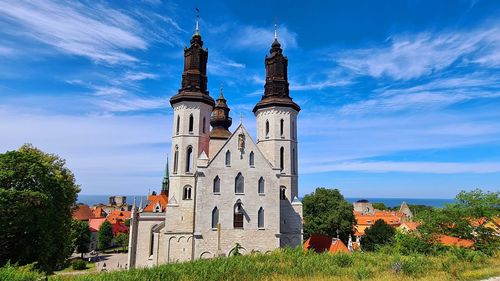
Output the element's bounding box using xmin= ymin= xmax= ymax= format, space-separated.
xmin=127 ymin=21 xmax=303 ymax=268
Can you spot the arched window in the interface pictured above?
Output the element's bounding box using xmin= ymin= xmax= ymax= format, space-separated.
xmin=292 ymin=148 xmax=296 ymax=174
xmin=186 ymin=146 xmax=193 ymax=172
xmin=225 ymin=150 xmax=231 ymax=166
xmin=280 ymin=119 xmax=284 ymax=137
xmin=280 ymin=186 xmax=287 ymax=200
xmin=202 ymin=117 xmax=206 ymax=134
xmin=249 ymin=151 xmax=255 ymax=167
xmin=213 ymin=176 xmax=220 ymax=193
xmin=183 ymin=185 xmax=192 ymax=200
xmin=258 ymin=207 xmax=264 ymax=228
xmin=258 ymin=177 xmax=265 ymax=194
xmin=173 ymin=145 xmax=179 ymax=174
xmin=211 ymin=207 xmax=219 ymax=229
xmin=280 ymin=147 xmax=284 ymax=171
xmin=235 ymin=172 xmax=244 ymax=194
xmin=188 ymin=114 xmax=194 ymax=133
xmin=265 ymin=120 xmax=269 ymax=138
xmin=176 ymin=115 xmax=181 ymax=135
xmin=234 ymin=201 xmax=243 ymax=228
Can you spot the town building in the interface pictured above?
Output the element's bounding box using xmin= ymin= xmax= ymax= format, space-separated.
xmin=127 ymin=21 xmax=303 ymax=268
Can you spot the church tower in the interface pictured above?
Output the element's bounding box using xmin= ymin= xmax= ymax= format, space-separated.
xmin=209 ymin=86 xmax=232 ymax=158
xmin=253 ymin=25 xmax=300 ymax=202
xmin=167 ymin=17 xmax=214 ymax=247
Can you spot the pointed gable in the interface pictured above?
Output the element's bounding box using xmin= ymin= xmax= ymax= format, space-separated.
xmin=208 ymin=123 xmax=274 ymax=170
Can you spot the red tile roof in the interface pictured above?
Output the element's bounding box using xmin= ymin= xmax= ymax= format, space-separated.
xmin=399 ymin=222 xmax=419 ymax=231
xmin=112 ymin=223 xmax=129 ymax=236
xmin=106 ymin=210 xmax=131 ymax=224
xmin=143 ymin=192 xmax=168 ymax=212
xmin=438 ymin=235 xmax=474 ymax=248
xmin=73 ymin=204 xmax=95 ymax=221
xmin=88 ymin=218 xmax=106 ymax=232
xmin=303 ymin=234 xmax=350 ymax=254
xmin=92 ymin=207 xmax=106 ymax=218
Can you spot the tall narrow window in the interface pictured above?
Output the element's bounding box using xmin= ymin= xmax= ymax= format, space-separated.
xmin=291 ymin=121 xmax=295 ymax=140
xmin=173 ymin=145 xmax=179 ymax=174
xmin=280 ymin=186 xmax=287 ymax=200
xmin=176 ymin=116 xmax=180 ymax=135
xmin=211 ymin=207 xmax=219 ymax=229
xmin=213 ymin=176 xmax=220 ymax=193
xmin=149 ymin=225 xmax=157 ymax=256
xmin=183 ymin=185 xmax=192 ymax=200
xmin=188 ymin=114 xmax=194 ymax=133
xmin=186 ymin=146 xmax=193 ymax=172
xmin=235 ymin=172 xmax=244 ymax=193
xmin=280 ymin=119 xmax=284 ymax=137
xmin=280 ymin=147 xmax=284 ymax=171
xmin=249 ymin=151 xmax=255 ymax=167
xmin=265 ymin=120 xmax=269 ymax=138
xmin=234 ymin=201 xmax=243 ymax=228
xmin=202 ymin=117 xmax=206 ymax=134
xmin=258 ymin=177 xmax=265 ymax=194
xmin=292 ymin=148 xmax=296 ymax=174
xmin=225 ymin=150 xmax=231 ymax=166
xmin=258 ymin=207 xmax=264 ymax=228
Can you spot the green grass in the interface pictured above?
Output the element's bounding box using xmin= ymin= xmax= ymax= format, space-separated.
xmin=3 ymin=248 xmax=499 ymax=281
xmin=47 ymin=248 xmax=500 ymax=281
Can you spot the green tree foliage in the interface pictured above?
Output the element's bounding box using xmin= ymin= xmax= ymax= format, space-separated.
xmin=72 ymin=220 xmax=90 ymax=259
xmin=371 ymin=202 xmax=387 ymax=210
xmin=115 ymin=233 xmax=129 ymax=252
xmin=362 ymin=219 xmax=396 ymax=251
xmin=0 ymin=144 xmax=80 ymax=272
xmin=97 ymin=221 xmax=114 ymax=250
xmin=418 ymin=189 xmax=499 ymax=254
xmin=303 ymin=188 xmax=356 ymax=243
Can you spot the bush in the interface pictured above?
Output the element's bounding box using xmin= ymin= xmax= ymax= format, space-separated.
xmin=400 ymin=255 xmax=429 ymax=277
xmin=0 ymin=262 xmax=45 ymax=281
xmin=71 ymin=260 xmax=87 ymax=270
xmin=355 ymin=267 xmax=373 ymax=280
xmin=332 ymin=253 xmax=353 ymax=267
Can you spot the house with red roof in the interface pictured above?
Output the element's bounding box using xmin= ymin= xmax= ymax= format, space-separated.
xmin=72 ymin=204 xmax=95 ymax=221
xmin=304 ymin=234 xmax=350 ymax=254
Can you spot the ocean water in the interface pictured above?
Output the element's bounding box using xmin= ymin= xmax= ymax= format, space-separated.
xmin=77 ymin=194 xmax=454 ymax=208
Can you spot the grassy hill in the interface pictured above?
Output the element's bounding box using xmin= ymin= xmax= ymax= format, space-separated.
xmin=48 ymin=248 xmax=499 ymax=281
xmin=2 ymin=248 xmax=499 ymax=281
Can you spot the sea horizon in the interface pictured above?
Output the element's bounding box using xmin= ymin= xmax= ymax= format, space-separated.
xmin=77 ymin=194 xmax=455 ymax=208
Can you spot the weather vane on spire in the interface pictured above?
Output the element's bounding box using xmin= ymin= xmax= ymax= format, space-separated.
xmin=195 ymin=8 xmax=200 ymax=35
xmin=274 ymin=17 xmax=278 ymax=40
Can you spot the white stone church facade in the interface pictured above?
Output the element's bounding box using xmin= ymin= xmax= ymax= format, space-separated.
xmin=127 ymin=24 xmax=303 ymax=268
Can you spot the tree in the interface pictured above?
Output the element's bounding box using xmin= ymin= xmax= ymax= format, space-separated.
xmin=0 ymin=144 xmax=80 ymax=272
xmin=303 ymin=188 xmax=356 ymax=243
xmin=362 ymin=219 xmax=396 ymax=251
xmin=72 ymin=220 xmax=91 ymax=259
xmin=372 ymin=202 xmax=387 ymax=210
xmin=115 ymin=233 xmax=129 ymax=252
xmin=98 ymin=221 xmax=114 ymax=250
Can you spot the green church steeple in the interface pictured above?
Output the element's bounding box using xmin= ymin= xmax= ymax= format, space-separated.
xmin=161 ymin=156 xmax=170 ymax=196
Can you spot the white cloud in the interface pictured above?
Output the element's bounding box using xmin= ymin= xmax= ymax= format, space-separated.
xmin=302 ymin=161 xmax=500 ymax=174
xmin=336 ymin=25 xmax=500 ymax=80
xmin=123 ymin=72 xmax=159 ymax=81
xmin=234 ymin=25 xmax=298 ymax=50
xmin=0 ymin=0 xmax=182 ymax=64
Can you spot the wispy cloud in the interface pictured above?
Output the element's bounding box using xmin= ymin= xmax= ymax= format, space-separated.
xmin=233 ymin=25 xmax=298 ymax=50
xmin=0 ymin=45 xmax=14 ymax=56
xmin=302 ymin=161 xmax=500 ymax=174
xmin=336 ymin=24 xmax=500 ymax=80
xmin=338 ymin=74 xmax=500 ymax=115
xmin=0 ymin=0 xmax=182 ymax=64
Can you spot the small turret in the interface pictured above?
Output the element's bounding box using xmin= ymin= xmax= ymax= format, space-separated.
xmin=210 ymin=84 xmax=232 ymax=139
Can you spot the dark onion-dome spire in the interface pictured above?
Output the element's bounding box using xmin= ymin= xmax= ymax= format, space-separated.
xmin=210 ymin=83 xmax=232 ymax=139
xmin=253 ymin=22 xmax=300 ymax=113
xmin=170 ymin=10 xmax=214 ymax=107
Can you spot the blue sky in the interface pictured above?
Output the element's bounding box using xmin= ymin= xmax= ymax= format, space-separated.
xmin=0 ymin=0 xmax=499 ymax=198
